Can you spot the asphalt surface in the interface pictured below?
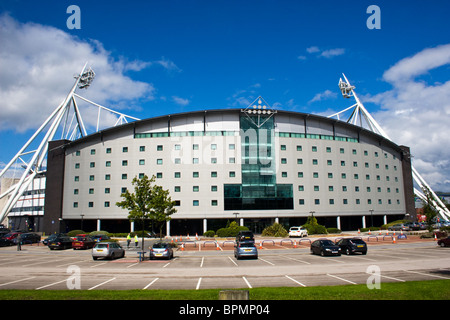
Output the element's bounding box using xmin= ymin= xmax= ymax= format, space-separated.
xmin=0 ymin=236 xmax=448 ymax=290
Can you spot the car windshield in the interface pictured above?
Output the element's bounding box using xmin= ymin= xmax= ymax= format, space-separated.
xmin=153 ymin=243 xmax=168 ymax=248
xmin=350 ymin=239 xmax=365 ymax=245
xmin=321 ymin=240 xmax=335 ymax=246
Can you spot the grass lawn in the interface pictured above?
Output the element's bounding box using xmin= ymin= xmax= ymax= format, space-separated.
xmin=0 ymin=280 xmax=448 ymax=300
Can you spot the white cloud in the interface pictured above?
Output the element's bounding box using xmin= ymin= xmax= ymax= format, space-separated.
xmin=302 ymin=46 xmax=345 ymax=60
xmin=0 ymin=14 xmax=158 ymax=133
xmin=367 ymin=44 xmax=450 ymax=191
xmin=172 ymin=96 xmax=190 ymax=106
xmin=309 ymin=89 xmax=337 ymax=103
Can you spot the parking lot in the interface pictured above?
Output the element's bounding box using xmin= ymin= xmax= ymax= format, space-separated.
xmin=0 ymin=236 xmax=448 ymax=291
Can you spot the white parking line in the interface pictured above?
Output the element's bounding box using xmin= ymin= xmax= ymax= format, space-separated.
xmin=88 ymin=277 xmax=116 ymax=290
xmin=327 ymin=273 xmax=357 ymax=285
xmin=404 ymin=270 xmax=450 ymax=280
xmin=200 ymin=257 xmax=204 ymax=268
xmin=143 ymin=278 xmax=159 ymax=289
xmin=126 ymin=262 xmax=140 ymax=268
xmin=36 ymin=279 xmax=67 ymax=290
xmin=284 ymin=256 xmax=311 ymax=265
xmin=228 ymin=256 xmax=238 ymax=266
xmin=379 ymin=274 xmax=405 ymax=282
xmin=285 ymin=275 xmax=307 ymax=287
xmin=0 ymin=276 xmax=36 ymax=287
xmin=90 ymin=262 xmax=108 ymax=268
xmin=259 ymin=258 xmax=275 ymax=266
xmin=196 ymin=277 xmax=202 ymax=290
xmin=242 ymin=277 xmax=252 ymax=289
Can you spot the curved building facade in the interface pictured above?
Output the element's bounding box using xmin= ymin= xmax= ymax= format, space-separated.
xmin=44 ymin=104 xmax=415 ymax=235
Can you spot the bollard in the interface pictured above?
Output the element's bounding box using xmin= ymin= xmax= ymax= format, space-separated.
xmin=219 ymin=290 xmax=249 ymax=300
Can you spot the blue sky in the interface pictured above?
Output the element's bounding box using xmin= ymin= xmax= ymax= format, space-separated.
xmin=1 ymin=0 xmax=450 ymax=191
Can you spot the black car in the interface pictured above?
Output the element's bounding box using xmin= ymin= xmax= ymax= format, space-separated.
xmin=91 ymin=234 xmax=110 ymax=242
xmin=48 ymin=236 xmax=73 ymax=250
xmin=236 ymin=231 xmax=254 ymax=244
xmin=17 ymin=233 xmax=41 ymax=244
xmin=336 ymin=238 xmax=367 ymax=255
xmin=42 ymin=233 xmax=66 ymax=245
xmin=0 ymin=238 xmax=13 ymax=247
xmin=310 ymin=239 xmax=341 ymax=256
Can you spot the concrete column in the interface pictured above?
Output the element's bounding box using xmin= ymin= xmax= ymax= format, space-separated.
xmin=240 ymin=218 xmax=244 ymax=227
xmin=166 ymin=220 xmax=171 ymax=237
xmin=362 ymin=216 xmax=366 ymax=229
xmin=383 ymin=215 xmax=387 ymax=225
xmin=203 ymin=219 xmax=207 ymax=234
xmin=336 ymin=216 xmax=341 ymax=230
xmin=97 ymin=219 xmax=101 ymax=231
xmin=275 ymin=217 xmax=279 ymax=224
xmin=130 ymin=221 xmax=135 ymax=233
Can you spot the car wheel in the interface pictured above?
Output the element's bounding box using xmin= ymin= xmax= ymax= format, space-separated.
xmin=93 ymin=256 xmax=98 ymax=260
xmin=440 ymin=242 xmax=446 ymax=247
xmin=320 ymin=250 xmax=325 ymax=257
xmin=345 ymin=248 xmax=351 ymax=255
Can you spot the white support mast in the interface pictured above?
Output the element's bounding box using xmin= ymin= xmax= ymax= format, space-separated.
xmin=0 ymin=64 xmax=141 ymax=225
xmin=329 ymin=74 xmax=450 ymax=221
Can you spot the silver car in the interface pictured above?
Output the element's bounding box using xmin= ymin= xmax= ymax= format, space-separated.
xmin=149 ymin=242 xmax=173 ymax=260
xmin=92 ymin=242 xmax=125 ymax=260
xmin=234 ymin=242 xmax=258 ymax=260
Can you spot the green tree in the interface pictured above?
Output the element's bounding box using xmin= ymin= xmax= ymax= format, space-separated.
xmin=116 ymin=174 xmax=176 ymax=249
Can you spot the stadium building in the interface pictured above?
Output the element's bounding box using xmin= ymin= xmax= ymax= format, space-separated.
xmin=43 ymin=97 xmax=415 ymax=235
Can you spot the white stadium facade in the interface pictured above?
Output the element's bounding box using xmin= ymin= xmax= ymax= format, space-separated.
xmin=42 ymin=102 xmax=415 ymax=235
xmin=6 ymin=67 xmax=448 ymax=236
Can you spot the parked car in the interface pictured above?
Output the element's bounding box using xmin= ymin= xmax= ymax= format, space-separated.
xmin=2 ymin=232 xmax=22 ymax=242
xmin=48 ymin=236 xmax=73 ymax=250
xmin=404 ymin=222 xmax=420 ymax=231
xmin=149 ymin=242 xmax=173 ymax=260
xmin=42 ymin=233 xmax=66 ymax=245
xmin=388 ymin=224 xmax=409 ymax=231
xmin=92 ymin=242 xmax=125 ymax=260
xmin=18 ymin=233 xmax=41 ymax=244
xmin=289 ymin=226 xmax=308 ymax=238
xmin=91 ymin=234 xmax=110 ymax=242
xmin=72 ymin=234 xmax=96 ymax=250
xmin=236 ymin=230 xmax=254 ymax=244
xmin=310 ymin=239 xmax=341 ymax=256
xmin=437 ymin=236 xmax=450 ymax=247
xmin=0 ymin=237 xmax=13 ymax=247
xmin=336 ymin=238 xmax=367 ymax=255
xmin=234 ymin=242 xmax=258 ymax=259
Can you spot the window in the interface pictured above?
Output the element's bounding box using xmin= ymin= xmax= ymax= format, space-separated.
xmin=297 ymin=159 xmax=303 ymax=164
xmin=193 ymin=200 xmax=199 ymax=206
xmin=314 ymin=199 xmax=320 ymax=205
xmin=229 ymin=144 xmax=235 ymax=150
xmin=174 ymin=144 xmax=181 ymax=150
xmin=75 ymin=163 xmax=80 ymax=169
xmin=193 ymin=186 xmax=199 ymax=192
xmin=74 ymin=189 xmax=79 ymax=195
xmin=312 ymin=146 xmax=317 ymax=152
xmin=157 ymin=159 xmax=163 ymax=165
xmin=211 ymin=158 xmax=217 ymax=164
xmin=174 ymin=186 xmax=181 ymax=192
xmin=314 ymin=186 xmax=320 ymax=191
xmin=105 ymin=188 xmax=110 ymax=194
xmin=157 ymin=145 xmax=163 ymax=151
xmin=90 ymin=149 xmax=96 ymax=155
xmin=312 ymin=159 xmax=318 ymax=165
xmin=121 ymin=174 xmax=127 ymax=180
xmin=73 ymin=202 xmax=78 ymax=208
xmin=229 ymin=157 xmax=235 ymax=164
xmin=281 ymin=145 xmax=286 ymax=150
xmin=156 ymin=173 xmax=163 ymax=179
xmin=211 ymin=144 xmax=217 ymax=150
xmin=89 ymin=188 xmax=94 ymax=194
xmin=299 ymin=199 xmax=305 ymax=205
xmin=297 ymin=146 xmax=302 ymax=151
xmin=193 ymin=172 xmax=199 ymax=178
xmin=139 ymin=159 xmax=145 ymax=165
xmin=122 ymin=147 xmax=128 ymax=153
xmin=175 ymin=158 xmax=181 ymax=164
xmin=193 ymin=144 xmax=199 ymax=150
xmin=105 ymin=174 xmax=111 ymax=180
xmin=340 ymin=148 xmax=345 ymax=154
xmin=122 ymin=160 xmax=128 ymax=166
xmin=174 ymin=172 xmax=181 ymax=178
xmin=313 ymin=172 xmax=319 ymax=178
xmin=229 ymin=171 xmax=236 ymax=178
xmin=281 ymin=158 xmax=287 ymax=164
xmin=106 ymin=161 xmax=111 ymax=167
xmin=298 ymin=185 xmax=304 ymax=191
xmin=211 ymin=186 xmax=218 ymax=192
xmin=282 ymin=172 xmax=287 ymax=177
xmin=104 ymin=201 xmax=110 ymax=207
xmin=211 ymin=172 xmax=217 ymax=178
xmin=193 ymin=158 xmax=199 ymax=164
xmin=88 ymin=202 xmax=94 ymax=208
xmin=106 ymin=148 xmax=112 ymax=154
xmin=329 ymin=199 xmax=335 ymax=205
xmin=89 ymin=175 xmax=95 ymax=181
xmin=326 ymin=147 xmax=331 ymax=153
xmin=139 ymin=146 xmax=145 ymax=152
xmin=76 ymin=151 xmax=81 ymax=156
xmin=211 ymin=200 xmax=218 ymax=206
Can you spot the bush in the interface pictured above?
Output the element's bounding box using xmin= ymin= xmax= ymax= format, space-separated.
xmin=216 ymin=221 xmax=249 ymax=238
xmin=302 ymin=215 xmax=327 ymax=235
xmin=203 ymin=230 xmax=215 ymax=237
xmin=89 ymin=230 xmax=110 ymax=236
xmin=67 ymin=230 xmax=86 ymax=237
xmin=262 ymin=223 xmax=288 ymax=237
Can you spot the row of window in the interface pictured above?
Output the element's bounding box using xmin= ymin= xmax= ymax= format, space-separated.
xmin=73 ymin=171 xmax=239 ymax=181
xmin=73 ymin=197 xmax=401 ymax=209
xmin=75 ymin=143 xmax=396 ymax=159
xmin=298 ymin=198 xmax=401 ymax=205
